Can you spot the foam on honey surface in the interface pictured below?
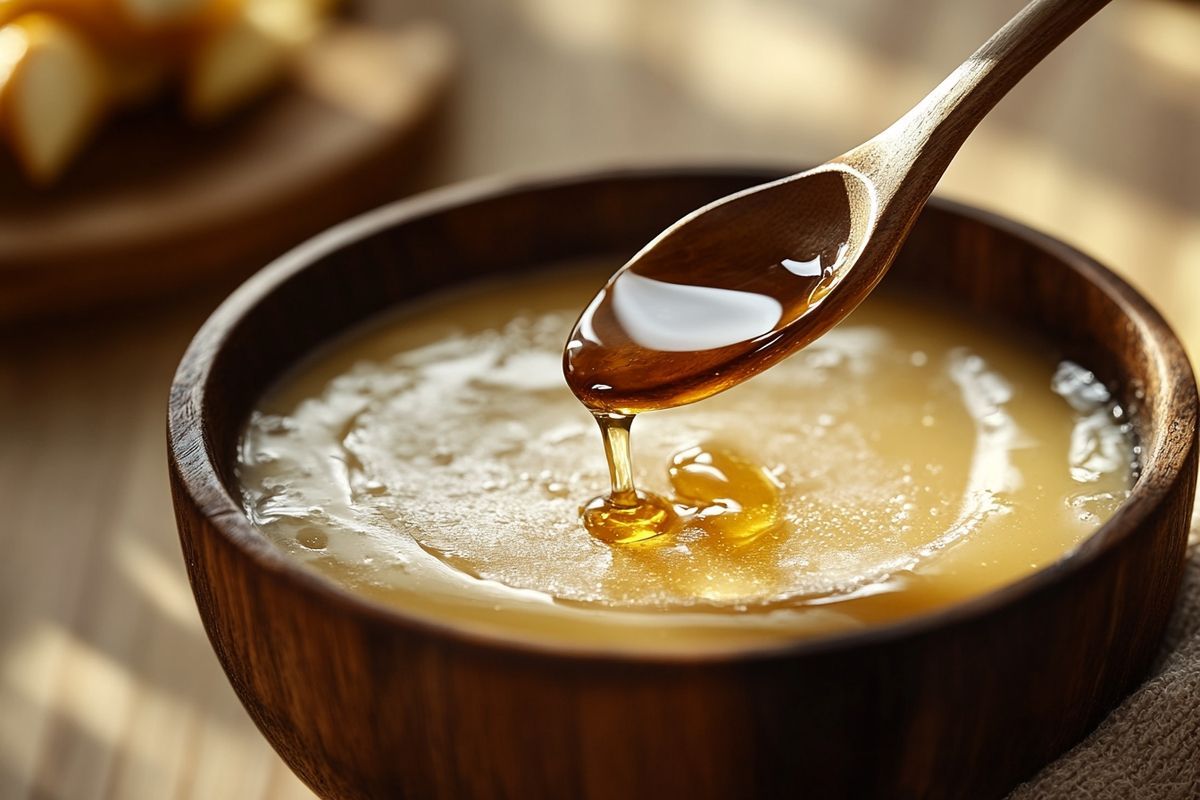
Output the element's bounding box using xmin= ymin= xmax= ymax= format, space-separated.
xmin=237 ymin=263 xmax=1134 ymax=652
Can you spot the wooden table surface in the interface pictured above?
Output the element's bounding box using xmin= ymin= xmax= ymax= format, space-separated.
xmin=2 ymin=1 xmax=1198 ymax=797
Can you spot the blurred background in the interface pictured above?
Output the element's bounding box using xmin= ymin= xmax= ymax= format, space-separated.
xmin=1 ymin=0 xmax=1197 ymax=797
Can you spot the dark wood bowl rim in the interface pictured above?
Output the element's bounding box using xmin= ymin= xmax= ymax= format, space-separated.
xmin=168 ymin=164 xmax=1198 ymax=665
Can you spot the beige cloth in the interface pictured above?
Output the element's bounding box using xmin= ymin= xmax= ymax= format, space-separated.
xmin=1009 ymin=520 xmax=1200 ymax=799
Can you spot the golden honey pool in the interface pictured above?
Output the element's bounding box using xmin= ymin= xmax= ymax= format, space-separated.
xmin=236 ymin=262 xmax=1135 ymax=654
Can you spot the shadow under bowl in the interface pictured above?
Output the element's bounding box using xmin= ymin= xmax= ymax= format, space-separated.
xmin=168 ymin=166 xmax=1198 ymax=800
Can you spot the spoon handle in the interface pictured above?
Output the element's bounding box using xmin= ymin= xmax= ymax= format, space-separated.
xmin=840 ymin=0 xmax=1111 ymax=205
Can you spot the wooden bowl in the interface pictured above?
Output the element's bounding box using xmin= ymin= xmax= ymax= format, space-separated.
xmin=168 ymin=167 xmax=1198 ymax=800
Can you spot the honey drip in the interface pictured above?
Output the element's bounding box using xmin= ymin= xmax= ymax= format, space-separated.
xmin=566 ymin=223 xmax=857 ymax=544
xmin=580 ymin=414 xmax=678 ymax=544
xmin=582 ymin=414 xmax=784 ymax=546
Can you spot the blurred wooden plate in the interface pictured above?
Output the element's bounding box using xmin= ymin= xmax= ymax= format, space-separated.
xmin=0 ymin=20 xmax=454 ymax=323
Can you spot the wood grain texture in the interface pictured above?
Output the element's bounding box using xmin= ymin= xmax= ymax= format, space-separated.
xmin=168 ymin=168 xmax=1197 ymax=800
xmin=4 ymin=1 xmax=1200 ymax=798
xmin=0 ymin=17 xmax=454 ymax=323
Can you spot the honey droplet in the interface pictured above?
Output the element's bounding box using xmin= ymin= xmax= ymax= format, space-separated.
xmin=669 ymin=444 xmax=782 ymax=543
xmin=581 ymin=491 xmax=679 ymax=544
xmin=296 ymin=526 xmax=328 ymax=550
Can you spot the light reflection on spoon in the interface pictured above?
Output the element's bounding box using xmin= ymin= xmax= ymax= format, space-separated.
xmin=611 ymin=272 xmax=784 ymax=353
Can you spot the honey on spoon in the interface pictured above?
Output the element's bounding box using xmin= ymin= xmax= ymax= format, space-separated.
xmin=565 ymin=0 xmax=1112 ymax=543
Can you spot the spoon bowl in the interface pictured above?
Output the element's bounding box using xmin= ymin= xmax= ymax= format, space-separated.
xmin=565 ymin=165 xmax=877 ymax=413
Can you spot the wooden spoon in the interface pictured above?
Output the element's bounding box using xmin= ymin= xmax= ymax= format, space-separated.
xmin=565 ymin=0 xmax=1112 ymax=415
